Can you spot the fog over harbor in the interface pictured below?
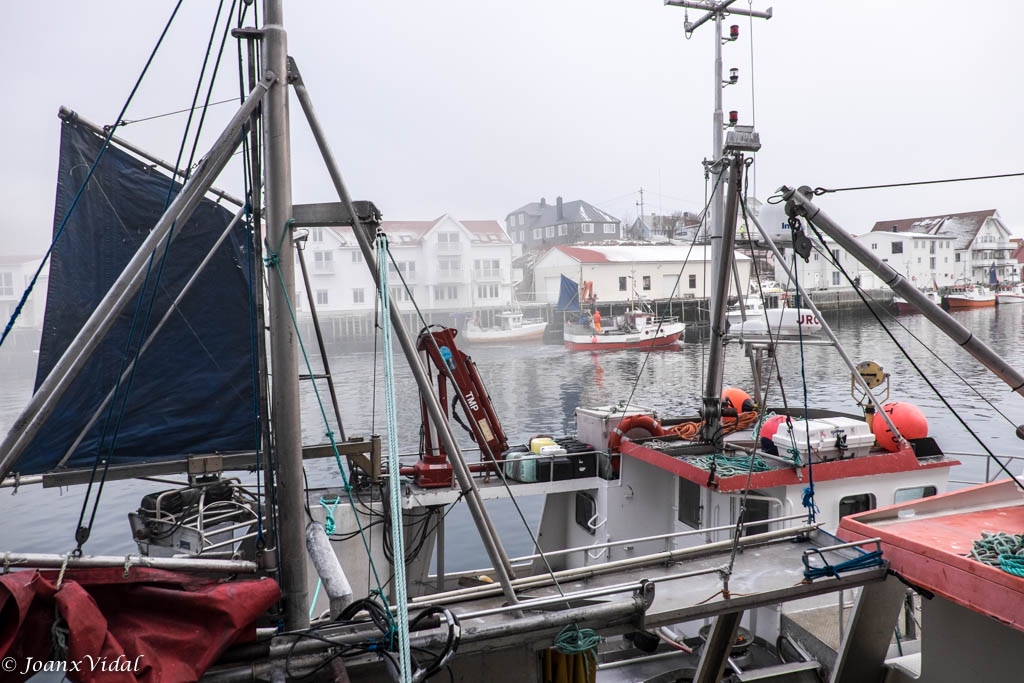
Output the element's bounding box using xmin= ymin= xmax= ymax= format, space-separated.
xmin=1 ymin=0 xmax=1023 ymax=259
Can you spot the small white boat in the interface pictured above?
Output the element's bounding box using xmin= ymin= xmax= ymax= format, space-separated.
xmin=727 ymin=296 xmax=821 ymax=336
xmin=893 ymin=289 xmax=941 ymax=314
xmin=994 ymin=282 xmax=1024 ymax=305
xmin=463 ymin=311 xmax=547 ymax=344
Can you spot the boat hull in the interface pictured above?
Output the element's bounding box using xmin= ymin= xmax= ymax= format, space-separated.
xmin=564 ymin=324 xmax=683 ymax=351
xmin=463 ymin=321 xmax=547 ymax=344
xmin=942 ymin=295 xmax=995 ymax=309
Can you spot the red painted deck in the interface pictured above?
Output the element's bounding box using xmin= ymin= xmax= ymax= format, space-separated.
xmin=619 ymin=440 xmax=957 ymax=492
xmin=839 ymin=479 xmax=1024 ymax=632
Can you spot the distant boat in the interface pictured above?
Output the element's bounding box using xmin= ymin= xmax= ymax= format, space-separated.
xmin=726 ymin=293 xmax=821 ymax=337
xmin=463 ymin=311 xmax=547 ymax=343
xmin=893 ymin=289 xmax=941 ymax=314
xmin=563 ymin=309 xmax=684 ymax=351
xmin=994 ymin=282 xmax=1024 ymax=305
xmin=942 ymin=282 xmax=995 ymax=309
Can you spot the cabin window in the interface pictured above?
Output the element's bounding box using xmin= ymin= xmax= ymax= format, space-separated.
xmin=619 ymin=276 xmax=628 ymax=291
xmin=642 ymin=276 xmax=651 ymax=290
xmin=688 ymin=274 xmax=697 ymax=289
xmin=839 ymin=493 xmax=875 ymax=518
xmin=742 ymin=496 xmax=772 ymax=537
xmin=678 ymin=478 xmax=702 ymax=528
xmin=893 ymin=486 xmax=937 ymax=504
xmin=575 ymin=491 xmax=598 ymax=536
xmin=317 ymin=289 xmax=329 ymax=305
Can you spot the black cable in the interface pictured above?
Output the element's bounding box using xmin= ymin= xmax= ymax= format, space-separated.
xmin=804 ymin=222 xmax=1024 ymax=492
xmin=812 ymin=171 xmax=1024 ymax=195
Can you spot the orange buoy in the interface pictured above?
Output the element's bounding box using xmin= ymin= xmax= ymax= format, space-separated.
xmin=872 ymin=401 xmax=928 ymax=452
xmin=758 ymin=415 xmax=788 ymax=454
xmin=722 ymin=387 xmax=754 ymax=413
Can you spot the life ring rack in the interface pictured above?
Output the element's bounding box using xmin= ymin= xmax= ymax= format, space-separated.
xmin=608 ymin=415 xmax=665 ymax=451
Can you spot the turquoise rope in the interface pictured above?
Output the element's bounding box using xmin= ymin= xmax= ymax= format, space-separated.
xmin=378 ymin=234 xmax=412 ymax=683
xmin=263 ymin=225 xmax=391 ymax=620
xmin=308 ymin=496 xmax=343 ymax=619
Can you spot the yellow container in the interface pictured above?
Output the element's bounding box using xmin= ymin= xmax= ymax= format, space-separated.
xmin=530 ymin=437 xmax=556 ymax=454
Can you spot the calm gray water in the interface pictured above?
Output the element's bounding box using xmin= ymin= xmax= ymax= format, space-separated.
xmin=1 ymin=306 xmax=1023 ymax=570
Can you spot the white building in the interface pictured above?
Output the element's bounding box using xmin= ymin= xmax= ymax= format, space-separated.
xmin=296 ymin=214 xmax=514 ymax=314
xmin=868 ymin=210 xmax=1016 ymax=285
xmin=857 ymin=231 xmax=956 ymax=290
xmin=0 ymin=255 xmax=48 ymax=329
xmin=532 ymin=245 xmax=752 ymax=304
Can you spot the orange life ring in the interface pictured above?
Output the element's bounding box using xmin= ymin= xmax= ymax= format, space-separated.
xmin=608 ymin=415 xmax=665 ymax=451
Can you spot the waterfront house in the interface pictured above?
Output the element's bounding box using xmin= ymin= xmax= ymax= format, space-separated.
xmin=869 ymin=210 xmax=1016 ymax=285
xmin=532 ymin=244 xmax=751 ymax=305
xmin=505 ymin=197 xmax=621 ymax=252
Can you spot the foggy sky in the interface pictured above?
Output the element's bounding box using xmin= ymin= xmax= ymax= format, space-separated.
xmin=2 ymin=1 xmax=1022 ymax=259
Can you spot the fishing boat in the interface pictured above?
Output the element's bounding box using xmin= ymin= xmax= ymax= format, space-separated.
xmin=726 ymin=294 xmax=822 ymax=337
xmin=941 ymin=281 xmax=995 ymax=309
xmin=893 ymin=288 xmax=941 ymax=314
xmin=462 ymin=306 xmax=547 ymax=344
xmin=994 ymin=282 xmax=1024 ymax=305
xmin=2 ymin=2 xmax=1024 ymax=682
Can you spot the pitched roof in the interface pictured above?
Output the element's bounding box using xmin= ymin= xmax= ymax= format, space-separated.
xmin=869 ymin=209 xmax=997 ymax=249
xmin=507 ymin=199 xmax=619 ymax=229
xmin=327 ymin=216 xmax=510 ymax=245
xmin=550 ymin=244 xmax=750 ymax=264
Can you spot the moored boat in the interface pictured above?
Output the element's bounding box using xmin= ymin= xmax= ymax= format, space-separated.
xmin=894 ymin=288 xmax=941 ymax=314
xmin=994 ymin=282 xmax=1024 ymax=305
xmin=463 ymin=311 xmax=547 ymax=343
xmin=563 ymin=309 xmax=684 ymax=351
xmin=942 ymin=282 xmax=995 ymax=309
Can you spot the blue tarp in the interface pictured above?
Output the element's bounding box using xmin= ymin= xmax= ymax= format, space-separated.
xmin=18 ymin=121 xmax=257 ymax=474
xmin=556 ymin=275 xmax=580 ymax=312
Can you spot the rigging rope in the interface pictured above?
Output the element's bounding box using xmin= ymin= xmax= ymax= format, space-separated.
xmin=790 ymin=246 xmax=816 ymax=523
xmin=0 ymin=0 xmax=185 ymax=351
xmin=377 ymin=233 xmax=412 ymax=683
xmin=811 ymin=171 xmax=1024 ymax=195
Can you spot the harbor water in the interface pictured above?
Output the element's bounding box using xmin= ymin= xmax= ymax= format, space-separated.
xmin=1 ymin=306 xmax=1023 ymax=572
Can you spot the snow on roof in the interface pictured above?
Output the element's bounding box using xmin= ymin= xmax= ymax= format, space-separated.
xmin=870 ymin=209 xmax=997 ymax=250
xmin=327 ymin=217 xmax=510 ymax=245
xmin=553 ymin=244 xmax=749 ymax=264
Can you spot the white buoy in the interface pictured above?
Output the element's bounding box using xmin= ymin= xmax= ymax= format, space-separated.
xmin=306 ymin=521 xmax=353 ymax=620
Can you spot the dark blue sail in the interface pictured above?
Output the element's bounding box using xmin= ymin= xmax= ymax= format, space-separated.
xmin=556 ymin=275 xmax=580 ymax=312
xmin=18 ymin=120 xmax=257 ymax=474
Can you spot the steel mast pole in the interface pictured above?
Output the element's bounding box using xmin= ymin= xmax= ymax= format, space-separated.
xmin=262 ymin=0 xmax=308 ymax=630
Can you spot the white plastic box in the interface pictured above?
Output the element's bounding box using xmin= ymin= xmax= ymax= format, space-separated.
xmin=772 ymin=417 xmax=874 ymax=462
xmin=575 ymin=404 xmax=657 ymax=451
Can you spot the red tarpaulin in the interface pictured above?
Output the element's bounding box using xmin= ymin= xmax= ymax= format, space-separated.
xmin=0 ymin=567 xmax=280 ymax=682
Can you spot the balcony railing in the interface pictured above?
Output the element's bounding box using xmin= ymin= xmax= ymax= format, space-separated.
xmin=473 ymin=268 xmax=503 ymax=281
xmin=437 ymin=268 xmax=464 ymax=282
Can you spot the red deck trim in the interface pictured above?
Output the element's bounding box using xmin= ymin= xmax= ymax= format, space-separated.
xmin=839 ymin=481 xmax=1024 ymax=632
xmin=619 ymin=441 xmax=957 ymax=492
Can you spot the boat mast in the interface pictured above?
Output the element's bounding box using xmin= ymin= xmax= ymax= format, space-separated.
xmin=261 ymin=0 xmax=309 ymax=630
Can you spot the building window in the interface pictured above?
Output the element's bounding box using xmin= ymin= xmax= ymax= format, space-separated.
xmin=532 ymin=228 xmax=543 ymax=240
xmin=545 ymin=225 xmax=555 ymax=238
xmin=870 ymin=243 xmax=877 ymax=250
xmin=832 ymin=272 xmax=841 ymax=286
xmin=618 ymin=276 xmax=627 ymax=291
xmin=642 ymin=275 xmax=651 ymax=290
xmin=352 ymin=250 xmax=362 ymax=263
xmin=891 ymin=242 xmax=903 ymax=254
xmin=558 ymin=224 xmax=567 ymax=236
xmin=581 ymin=223 xmax=594 ymax=234
xmin=438 ymin=232 xmax=459 ymax=246
xmin=316 ymin=289 xmax=329 ymax=305
xmin=313 ymin=250 xmax=334 ymax=272
xmin=0 ymin=272 xmax=12 ymax=297
xmin=688 ymin=274 xmax=697 ymax=289
xmin=352 ymin=289 xmax=364 ymax=304
xmin=433 ymin=285 xmax=459 ymax=301
xmin=955 ymin=253 xmax=961 ymax=262
xmin=389 ymin=285 xmax=412 ymax=302
xmin=311 ymin=227 xmax=324 ymax=242
xmin=893 ymin=485 xmax=937 ymax=505
xmin=603 ymin=223 xmax=616 ymax=234
xmin=813 ymin=253 xmax=819 ymax=261
xmin=839 ymin=493 xmax=875 ymax=518
xmin=476 ymin=284 xmax=499 ymax=299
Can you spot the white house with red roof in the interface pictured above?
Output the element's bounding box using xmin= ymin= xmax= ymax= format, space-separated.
xmin=532 ymin=245 xmax=751 ymax=305
xmin=868 ymin=209 xmax=1016 ymax=285
xmin=294 ymin=214 xmax=515 ymax=315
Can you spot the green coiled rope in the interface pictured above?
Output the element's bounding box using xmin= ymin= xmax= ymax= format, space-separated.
xmin=969 ymin=531 xmax=1024 ymax=577
xmin=689 ymin=454 xmax=770 ymax=477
